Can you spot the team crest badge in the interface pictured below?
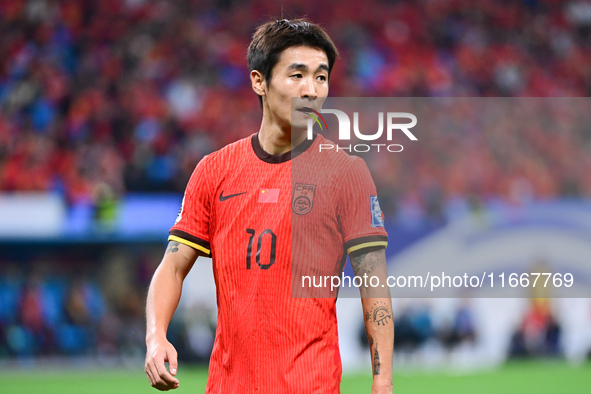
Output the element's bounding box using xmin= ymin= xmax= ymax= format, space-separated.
xmin=292 ymin=183 xmax=316 ymax=215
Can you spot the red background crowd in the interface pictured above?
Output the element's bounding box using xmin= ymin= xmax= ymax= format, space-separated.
xmin=1 ymin=0 xmax=590 ymax=207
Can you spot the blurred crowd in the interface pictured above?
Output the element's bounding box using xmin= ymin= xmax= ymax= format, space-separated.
xmin=359 ymin=300 xmax=477 ymax=356
xmin=1 ymin=0 xmax=591 ymax=211
xmin=0 ymin=249 xmax=148 ymax=361
xmin=0 ymin=248 xmax=215 ymax=363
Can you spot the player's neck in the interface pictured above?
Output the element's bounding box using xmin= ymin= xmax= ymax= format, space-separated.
xmin=258 ymin=123 xmax=307 ymax=156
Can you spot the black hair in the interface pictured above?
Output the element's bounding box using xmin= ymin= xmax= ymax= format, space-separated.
xmin=247 ymin=19 xmax=339 ymax=105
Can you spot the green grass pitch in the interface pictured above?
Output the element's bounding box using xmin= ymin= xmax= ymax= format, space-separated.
xmin=1 ymin=360 xmax=589 ymax=393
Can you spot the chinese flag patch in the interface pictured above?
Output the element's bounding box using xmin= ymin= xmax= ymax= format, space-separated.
xmin=258 ymin=188 xmax=280 ymax=203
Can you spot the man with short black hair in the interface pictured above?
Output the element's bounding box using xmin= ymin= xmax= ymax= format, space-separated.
xmin=145 ymin=19 xmax=394 ymax=393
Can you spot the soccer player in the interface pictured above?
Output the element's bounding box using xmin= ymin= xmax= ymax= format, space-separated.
xmin=145 ymin=19 xmax=394 ymax=393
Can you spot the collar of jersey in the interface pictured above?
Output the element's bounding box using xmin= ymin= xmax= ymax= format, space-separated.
xmin=251 ymin=132 xmax=317 ymax=164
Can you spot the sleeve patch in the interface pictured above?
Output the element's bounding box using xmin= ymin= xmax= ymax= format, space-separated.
xmin=371 ymin=196 xmax=385 ymax=228
xmin=175 ymin=194 xmax=185 ymax=224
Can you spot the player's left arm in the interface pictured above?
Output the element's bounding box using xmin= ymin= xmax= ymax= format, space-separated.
xmin=351 ymin=246 xmax=394 ymax=393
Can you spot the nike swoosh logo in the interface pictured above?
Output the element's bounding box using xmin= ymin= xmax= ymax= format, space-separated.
xmin=219 ymin=191 xmax=247 ymax=201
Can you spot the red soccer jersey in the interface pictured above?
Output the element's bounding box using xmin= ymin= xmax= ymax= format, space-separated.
xmin=170 ymin=133 xmax=387 ymax=393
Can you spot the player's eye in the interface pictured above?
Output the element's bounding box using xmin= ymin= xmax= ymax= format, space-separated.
xmin=317 ymin=75 xmax=327 ymax=82
xmin=291 ymin=73 xmax=303 ymax=79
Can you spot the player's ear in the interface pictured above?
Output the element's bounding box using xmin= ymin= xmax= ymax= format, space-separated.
xmin=250 ymin=70 xmax=266 ymax=97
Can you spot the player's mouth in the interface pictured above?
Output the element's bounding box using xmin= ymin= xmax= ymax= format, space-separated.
xmin=296 ymin=107 xmax=317 ymax=114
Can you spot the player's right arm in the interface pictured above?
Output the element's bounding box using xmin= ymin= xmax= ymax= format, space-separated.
xmin=145 ymin=241 xmax=203 ymax=391
xmin=145 ymin=154 xmax=213 ymax=390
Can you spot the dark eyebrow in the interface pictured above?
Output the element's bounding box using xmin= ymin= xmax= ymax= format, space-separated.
xmin=287 ymin=63 xmax=308 ymax=71
xmin=287 ymin=63 xmax=330 ymax=73
xmin=317 ymin=64 xmax=329 ymax=73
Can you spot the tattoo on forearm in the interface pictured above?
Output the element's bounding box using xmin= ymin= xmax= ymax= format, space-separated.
xmin=165 ymin=241 xmax=180 ymax=255
xmin=350 ymin=249 xmax=381 ymax=275
xmin=365 ymin=311 xmax=370 ymax=321
xmin=371 ymin=301 xmax=392 ymax=326
xmin=368 ymin=334 xmax=374 ymax=348
xmin=373 ymin=345 xmax=381 ymax=375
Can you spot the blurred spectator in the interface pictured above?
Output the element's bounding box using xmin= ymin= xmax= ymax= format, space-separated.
xmin=440 ymin=300 xmax=476 ymax=349
xmin=510 ymin=299 xmax=561 ymax=358
xmin=92 ymin=182 xmax=119 ymax=232
xmin=12 ymin=274 xmax=55 ymax=356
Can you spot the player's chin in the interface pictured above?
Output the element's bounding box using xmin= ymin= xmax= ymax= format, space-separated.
xmin=289 ymin=114 xmax=310 ymax=131
xmin=290 ymin=122 xmax=308 ymax=134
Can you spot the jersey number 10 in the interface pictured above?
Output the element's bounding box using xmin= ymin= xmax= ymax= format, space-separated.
xmin=246 ymin=229 xmax=277 ymax=269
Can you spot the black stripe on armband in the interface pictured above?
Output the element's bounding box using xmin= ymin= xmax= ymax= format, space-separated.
xmin=168 ymin=229 xmax=211 ymax=255
xmin=345 ymin=235 xmax=388 ymax=255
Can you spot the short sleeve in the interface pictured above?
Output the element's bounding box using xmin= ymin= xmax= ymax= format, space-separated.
xmin=168 ymin=156 xmax=213 ymax=256
xmin=337 ymin=157 xmax=388 ymax=255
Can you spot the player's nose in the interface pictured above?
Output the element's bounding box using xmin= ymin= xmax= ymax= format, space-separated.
xmin=300 ymin=77 xmax=317 ymax=99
